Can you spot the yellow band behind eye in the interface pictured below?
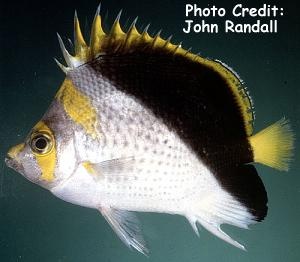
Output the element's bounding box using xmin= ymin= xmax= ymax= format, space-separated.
xmin=32 ymin=121 xmax=56 ymax=182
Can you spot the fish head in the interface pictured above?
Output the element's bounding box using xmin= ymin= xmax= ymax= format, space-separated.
xmin=5 ymin=104 xmax=78 ymax=189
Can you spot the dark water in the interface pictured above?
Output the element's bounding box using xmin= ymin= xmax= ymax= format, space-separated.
xmin=0 ymin=0 xmax=299 ymax=261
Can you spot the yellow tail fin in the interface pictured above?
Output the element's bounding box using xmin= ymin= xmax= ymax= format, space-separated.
xmin=249 ymin=118 xmax=295 ymax=171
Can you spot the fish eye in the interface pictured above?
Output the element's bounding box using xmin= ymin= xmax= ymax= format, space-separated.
xmin=30 ymin=132 xmax=53 ymax=155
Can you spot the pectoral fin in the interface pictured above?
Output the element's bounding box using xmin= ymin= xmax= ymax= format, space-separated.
xmin=82 ymin=157 xmax=138 ymax=181
xmin=99 ymin=207 xmax=149 ymax=255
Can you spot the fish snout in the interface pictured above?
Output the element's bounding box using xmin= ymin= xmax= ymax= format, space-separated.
xmin=7 ymin=143 xmax=25 ymax=159
xmin=5 ymin=143 xmax=25 ymax=173
xmin=5 ymin=155 xmax=24 ymax=174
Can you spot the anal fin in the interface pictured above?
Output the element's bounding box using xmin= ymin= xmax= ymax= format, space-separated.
xmin=99 ymin=207 xmax=148 ymax=255
xmin=199 ymin=218 xmax=246 ymax=250
xmin=187 ymin=165 xmax=267 ymax=250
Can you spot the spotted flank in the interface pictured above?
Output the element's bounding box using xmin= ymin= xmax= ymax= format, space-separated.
xmin=5 ymin=4 xmax=295 ymax=256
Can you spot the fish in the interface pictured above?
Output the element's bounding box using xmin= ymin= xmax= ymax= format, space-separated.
xmin=5 ymin=5 xmax=295 ymax=255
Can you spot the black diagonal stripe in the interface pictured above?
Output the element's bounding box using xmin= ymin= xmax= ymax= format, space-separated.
xmin=76 ymin=50 xmax=267 ymax=219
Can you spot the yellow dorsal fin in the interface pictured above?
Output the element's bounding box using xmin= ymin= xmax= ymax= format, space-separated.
xmin=74 ymin=11 xmax=88 ymax=60
xmin=56 ymin=7 xmax=255 ymax=134
xmin=109 ymin=10 xmax=125 ymax=39
xmin=90 ymin=5 xmax=106 ymax=57
xmin=249 ymin=118 xmax=295 ymax=171
xmin=124 ymin=17 xmax=139 ymax=48
xmin=151 ymin=30 xmax=162 ymax=48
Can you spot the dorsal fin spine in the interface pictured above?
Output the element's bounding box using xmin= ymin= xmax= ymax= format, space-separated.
xmin=90 ymin=14 xmax=105 ymax=57
xmin=54 ymin=58 xmax=70 ymax=73
xmin=151 ymin=30 xmax=162 ymax=48
xmin=57 ymin=33 xmax=77 ymax=68
xmin=141 ymin=24 xmax=151 ymax=42
xmin=74 ymin=11 xmax=88 ymax=58
xmin=90 ymin=4 xmax=106 ymax=57
xmin=124 ymin=17 xmax=139 ymax=49
xmin=110 ymin=10 xmax=125 ymax=39
xmin=164 ymin=35 xmax=173 ymax=49
xmin=172 ymin=42 xmax=182 ymax=55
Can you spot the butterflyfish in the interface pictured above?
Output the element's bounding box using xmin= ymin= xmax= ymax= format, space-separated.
xmin=5 ymin=5 xmax=294 ymax=255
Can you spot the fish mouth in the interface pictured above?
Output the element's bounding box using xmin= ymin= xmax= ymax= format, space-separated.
xmin=5 ymin=156 xmax=24 ymax=175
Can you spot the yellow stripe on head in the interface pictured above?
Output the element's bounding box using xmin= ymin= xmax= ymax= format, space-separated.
xmin=32 ymin=121 xmax=56 ymax=182
xmin=56 ymin=78 xmax=100 ymax=139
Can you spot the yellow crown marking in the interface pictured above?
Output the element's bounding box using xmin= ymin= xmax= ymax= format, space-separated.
xmin=56 ymin=78 xmax=100 ymax=139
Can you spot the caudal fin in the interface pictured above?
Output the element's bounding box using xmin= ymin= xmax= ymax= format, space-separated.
xmin=249 ymin=118 xmax=295 ymax=171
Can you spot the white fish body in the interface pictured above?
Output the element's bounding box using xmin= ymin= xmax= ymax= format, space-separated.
xmin=49 ymin=68 xmax=254 ymax=253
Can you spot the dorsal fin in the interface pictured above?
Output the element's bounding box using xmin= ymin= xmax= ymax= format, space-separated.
xmin=56 ymin=6 xmax=254 ymax=135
